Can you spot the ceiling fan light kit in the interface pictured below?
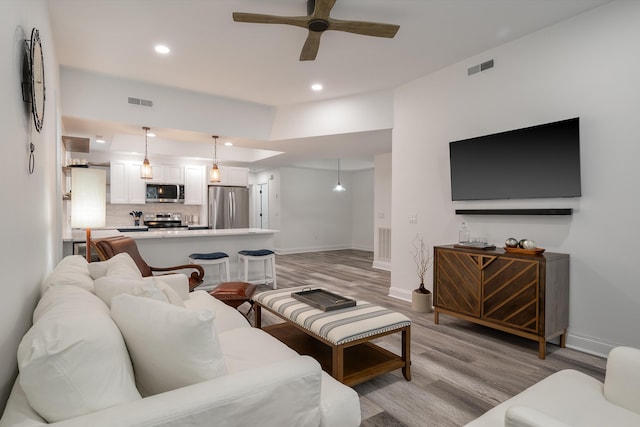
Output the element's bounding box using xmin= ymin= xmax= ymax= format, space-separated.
xmin=232 ymin=0 xmax=399 ymax=61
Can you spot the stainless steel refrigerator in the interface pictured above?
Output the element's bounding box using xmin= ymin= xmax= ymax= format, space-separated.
xmin=208 ymin=186 xmax=250 ymax=229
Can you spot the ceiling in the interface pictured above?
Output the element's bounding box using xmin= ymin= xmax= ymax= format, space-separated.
xmin=48 ymin=0 xmax=611 ymax=171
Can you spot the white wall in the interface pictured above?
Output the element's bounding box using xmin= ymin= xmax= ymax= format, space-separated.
xmin=350 ymin=168 xmax=374 ymax=251
xmin=391 ymin=0 xmax=640 ymax=356
xmin=277 ymin=167 xmax=352 ymax=253
xmin=61 ymin=67 xmax=275 ymax=141
xmin=0 ymin=0 xmax=61 ymax=410
xmin=373 ymin=153 xmax=392 ymax=270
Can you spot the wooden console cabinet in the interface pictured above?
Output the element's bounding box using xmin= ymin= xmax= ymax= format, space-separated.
xmin=433 ymin=245 xmax=569 ymax=359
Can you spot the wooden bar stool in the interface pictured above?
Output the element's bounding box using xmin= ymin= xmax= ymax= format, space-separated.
xmin=237 ymin=249 xmax=276 ymax=289
xmin=188 ymin=252 xmax=230 ymax=288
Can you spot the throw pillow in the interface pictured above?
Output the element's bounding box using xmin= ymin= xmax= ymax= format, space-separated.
xmin=18 ymin=285 xmax=141 ymax=422
xmin=94 ymin=276 xmax=169 ymax=308
xmin=88 ymin=252 xmax=142 ymax=280
xmin=40 ymin=255 xmax=94 ymax=295
xmin=110 ymin=294 xmax=227 ymax=396
xmin=153 ymin=278 xmax=186 ymax=307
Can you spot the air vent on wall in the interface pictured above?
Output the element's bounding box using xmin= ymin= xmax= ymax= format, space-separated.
xmin=467 ymin=59 xmax=494 ymax=76
xmin=127 ymin=97 xmax=154 ymax=107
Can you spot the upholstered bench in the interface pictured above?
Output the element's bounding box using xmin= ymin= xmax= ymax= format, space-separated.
xmin=253 ymin=286 xmax=412 ymax=386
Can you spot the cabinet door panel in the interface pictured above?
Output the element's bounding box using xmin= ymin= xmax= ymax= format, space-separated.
xmin=483 ymin=258 xmax=539 ymax=333
xmin=435 ymin=250 xmax=482 ymax=317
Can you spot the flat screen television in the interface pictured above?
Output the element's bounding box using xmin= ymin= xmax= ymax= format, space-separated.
xmin=449 ymin=117 xmax=581 ymax=201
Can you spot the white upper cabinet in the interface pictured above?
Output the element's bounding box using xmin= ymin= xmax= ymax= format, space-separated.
xmin=110 ymin=161 xmax=146 ymax=204
xmin=146 ymin=164 xmax=184 ymax=184
xmin=184 ymin=165 xmax=205 ymax=205
xmin=209 ymin=166 xmax=249 ymax=187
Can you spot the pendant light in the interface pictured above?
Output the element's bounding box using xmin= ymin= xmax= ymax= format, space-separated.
xmin=140 ymin=126 xmax=153 ymax=179
xmin=210 ymin=135 xmax=221 ymax=182
xmin=333 ymin=158 xmax=346 ymax=192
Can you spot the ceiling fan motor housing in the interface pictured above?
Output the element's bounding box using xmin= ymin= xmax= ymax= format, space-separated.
xmin=309 ymin=19 xmax=329 ymax=32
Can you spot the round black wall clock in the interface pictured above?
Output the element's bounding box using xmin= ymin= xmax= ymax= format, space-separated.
xmin=29 ymin=28 xmax=45 ymax=133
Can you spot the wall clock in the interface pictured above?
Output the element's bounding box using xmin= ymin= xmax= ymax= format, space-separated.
xmin=28 ymin=28 xmax=45 ymax=133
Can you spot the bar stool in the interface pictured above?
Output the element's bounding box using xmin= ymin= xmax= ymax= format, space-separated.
xmin=188 ymin=252 xmax=230 ymax=288
xmin=237 ymin=249 xmax=277 ymax=289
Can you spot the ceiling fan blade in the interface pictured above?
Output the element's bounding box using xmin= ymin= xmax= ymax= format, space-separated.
xmin=232 ymin=12 xmax=308 ymax=30
xmin=328 ymin=18 xmax=400 ymax=38
xmin=300 ymin=31 xmax=322 ymax=61
xmin=311 ymin=0 xmax=337 ymax=20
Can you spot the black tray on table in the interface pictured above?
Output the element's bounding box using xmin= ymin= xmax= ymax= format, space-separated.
xmin=291 ymin=289 xmax=356 ymax=311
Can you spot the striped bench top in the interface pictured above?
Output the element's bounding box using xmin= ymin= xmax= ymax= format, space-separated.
xmin=254 ymin=286 xmax=411 ymax=346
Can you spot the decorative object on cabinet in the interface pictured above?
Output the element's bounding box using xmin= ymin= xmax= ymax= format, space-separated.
xmin=433 ymin=245 xmax=569 ymax=359
xmin=140 ymin=126 xmax=153 ymax=180
xmin=411 ymin=234 xmax=432 ymax=313
xmin=210 ymin=135 xmax=221 ymax=183
xmin=71 ymin=168 xmax=106 ymax=262
xmin=332 ymin=159 xmax=346 ymax=192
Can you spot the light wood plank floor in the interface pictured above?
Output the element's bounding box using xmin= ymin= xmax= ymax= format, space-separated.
xmin=250 ymin=249 xmax=606 ymax=427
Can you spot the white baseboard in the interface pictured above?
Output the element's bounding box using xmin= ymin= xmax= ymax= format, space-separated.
xmin=388 ymin=286 xmax=412 ymax=302
xmin=565 ymin=332 xmax=618 ymax=358
xmin=275 ymin=244 xmax=354 ymax=255
xmin=372 ymin=259 xmax=390 ymax=271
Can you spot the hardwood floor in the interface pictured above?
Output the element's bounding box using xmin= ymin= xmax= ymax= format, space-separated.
xmin=251 ymin=249 xmax=606 ymax=427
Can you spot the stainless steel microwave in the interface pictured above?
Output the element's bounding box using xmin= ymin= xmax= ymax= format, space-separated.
xmin=145 ymin=184 xmax=185 ymax=203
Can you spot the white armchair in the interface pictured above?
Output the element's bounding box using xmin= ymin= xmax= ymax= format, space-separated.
xmin=467 ymin=346 xmax=640 ymax=426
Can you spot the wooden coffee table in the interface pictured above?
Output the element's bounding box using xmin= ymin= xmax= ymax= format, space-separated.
xmin=253 ymin=287 xmax=411 ymax=387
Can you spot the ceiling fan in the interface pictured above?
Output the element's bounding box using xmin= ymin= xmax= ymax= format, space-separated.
xmin=232 ymin=0 xmax=400 ymax=61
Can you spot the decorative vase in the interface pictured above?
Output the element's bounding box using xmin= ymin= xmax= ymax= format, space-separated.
xmin=411 ymin=283 xmax=433 ymax=313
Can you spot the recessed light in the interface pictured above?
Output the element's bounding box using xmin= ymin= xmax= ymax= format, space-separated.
xmin=311 ymin=83 xmax=323 ymax=91
xmin=154 ymin=44 xmax=170 ymax=54
xmin=224 ymin=141 xmax=233 ymax=146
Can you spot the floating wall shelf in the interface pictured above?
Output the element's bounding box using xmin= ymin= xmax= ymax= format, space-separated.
xmin=455 ymin=208 xmax=573 ymax=216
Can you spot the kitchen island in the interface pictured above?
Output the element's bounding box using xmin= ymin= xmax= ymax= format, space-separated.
xmin=63 ymin=228 xmax=278 ymax=287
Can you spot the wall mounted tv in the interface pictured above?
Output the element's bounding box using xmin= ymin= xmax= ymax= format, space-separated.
xmin=449 ymin=117 xmax=581 ymax=201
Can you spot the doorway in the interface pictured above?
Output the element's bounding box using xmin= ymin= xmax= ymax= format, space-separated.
xmin=254 ymin=182 xmax=269 ymax=229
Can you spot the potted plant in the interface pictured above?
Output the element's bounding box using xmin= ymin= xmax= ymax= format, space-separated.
xmin=411 ymin=233 xmax=433 ymax=313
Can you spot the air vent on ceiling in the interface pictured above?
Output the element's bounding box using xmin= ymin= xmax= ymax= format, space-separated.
xmin=467 ymin=59 xmax=494 ymax=76
xmin=127 ymin=97 xmax=154 ymax=107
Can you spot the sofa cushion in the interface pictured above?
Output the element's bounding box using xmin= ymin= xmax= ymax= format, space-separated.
xmin=505 ymin=405 xmax=572 ymax=427
xmin=94 ymin=276 xmax=168 ymax=307
xmin=111 ymin=294 xmax=227 ymax=396
xmin=218 ymin=327 xmax=299 ymax=373
xmin=184 ymin=290 xmax=250 ymax=333
xmin=40 ymin=255 xmax=93 ymax=295
xmin=17 ymin=285 xmax=141 ymax=423
xmin=604 ymin=346 xmax=640 ymax=414
xmin=88 ymin=252 xmax=142 ymax=279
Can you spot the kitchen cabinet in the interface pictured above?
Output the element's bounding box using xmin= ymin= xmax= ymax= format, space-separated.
xmin=110 ymin=161 xmax=146 ymax=204
xmin=146 ymin=164 xmax=184 ymax=184
xmin=433 ymin=245 xmax=569 ymax=359
xmin=210 ymin=166 xmax=249 ymax=187
xmin=184 ymin=165 xmax=205 ymax=205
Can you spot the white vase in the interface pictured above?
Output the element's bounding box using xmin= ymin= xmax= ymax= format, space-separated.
xmin=411 ymin=290 xmax=433 ymax=313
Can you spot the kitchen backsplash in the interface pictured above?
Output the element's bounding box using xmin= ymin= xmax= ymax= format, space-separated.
xmin=107 ymin=203 xmax=203 ymax=227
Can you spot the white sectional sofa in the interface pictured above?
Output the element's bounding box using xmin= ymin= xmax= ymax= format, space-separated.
xmin=466 ymin=346 xmax=640 ymax=427
xmin=0 ymin=255 xmax=361 ymax=427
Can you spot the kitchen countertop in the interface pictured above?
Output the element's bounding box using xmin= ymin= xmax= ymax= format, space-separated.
xmin=64 ymin=227 xmax=279 ymax=242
